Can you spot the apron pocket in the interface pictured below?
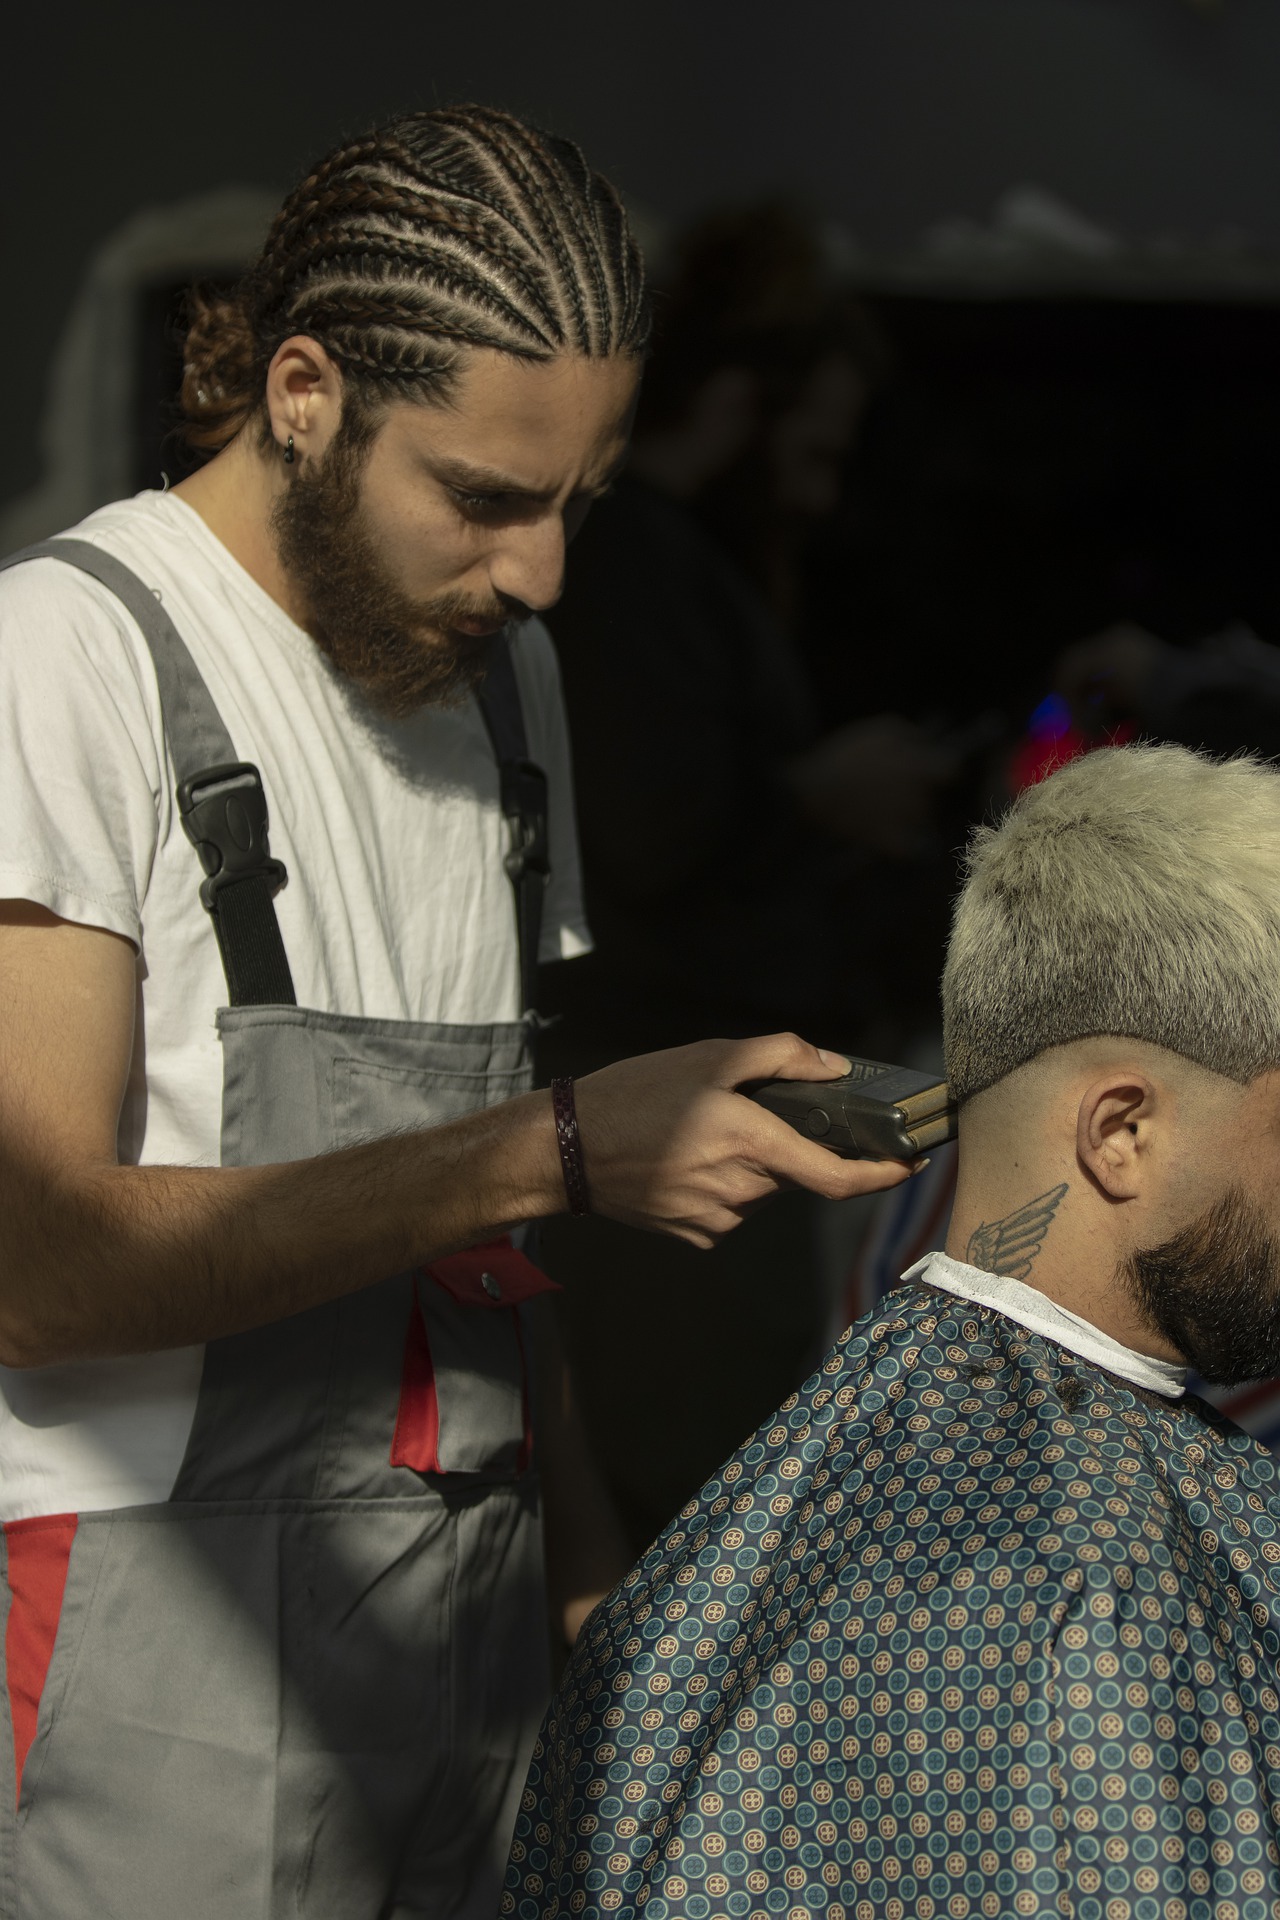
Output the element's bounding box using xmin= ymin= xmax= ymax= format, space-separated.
xmin=14 ymin=1509 xmax=281 ymax=1914
xmin=394 ymin=1242 xmax=560 ymax=1477
xmin=12 ymin=1502 xmax=458 ymax=1919
xmin=331 ymin=1060 xmax=531 ymax=1150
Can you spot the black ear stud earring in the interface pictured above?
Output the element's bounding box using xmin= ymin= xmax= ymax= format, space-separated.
xmin=284 ymin=435 xmax=295 ymax=465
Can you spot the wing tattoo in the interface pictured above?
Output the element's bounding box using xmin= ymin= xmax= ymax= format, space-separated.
xmin=966 ymin=1182 xmax=1068 ymax=1281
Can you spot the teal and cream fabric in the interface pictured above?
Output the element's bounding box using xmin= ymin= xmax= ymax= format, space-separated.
xmin=507 ymin=1281 xmax=1280 ymax=1920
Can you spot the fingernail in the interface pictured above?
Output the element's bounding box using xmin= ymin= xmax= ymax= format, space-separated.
xmin=911 ymin=1157 xmax=932 ymax=1176
xmin=819 ymin=1050 xmax=852 ymax=1072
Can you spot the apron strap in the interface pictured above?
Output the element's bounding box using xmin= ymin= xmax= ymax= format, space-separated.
xmin=0 ymin=539 xmax=297 ymax=1007
xmin=477 ymin=633 xmax=549 ymax=1017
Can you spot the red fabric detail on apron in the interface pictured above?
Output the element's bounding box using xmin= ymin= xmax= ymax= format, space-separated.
xmin=424 ymin=1238 xmax=560 ymax=1309
xmin=4 ymin=1513 xmax=77 ymax=1804
xmin=391 ymin=1238 xmax=559 ymax=1473
xmin=390 ymin=1287 xmax=441 ymax=1472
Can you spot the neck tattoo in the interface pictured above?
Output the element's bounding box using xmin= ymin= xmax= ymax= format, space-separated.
xmin=966 ymin=1182 xmax=1069 ymax=1282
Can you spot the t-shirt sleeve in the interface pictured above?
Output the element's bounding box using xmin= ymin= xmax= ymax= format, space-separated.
xmin=0 ymin=557 xmax=165 ymax=946
xmin=509 ymin=616 xmax=592 ymax=963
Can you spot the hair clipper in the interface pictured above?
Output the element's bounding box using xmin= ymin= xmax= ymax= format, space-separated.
xmin=751 ymin=1056 xmax=956 ymax=1161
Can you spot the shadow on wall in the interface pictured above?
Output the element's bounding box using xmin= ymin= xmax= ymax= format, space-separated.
xmin=0 ymin=188 xmax=278 ymax=554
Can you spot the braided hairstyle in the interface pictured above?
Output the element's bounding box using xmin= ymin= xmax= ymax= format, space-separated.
xmin=180 ymin=105 xmax=650 ymax=454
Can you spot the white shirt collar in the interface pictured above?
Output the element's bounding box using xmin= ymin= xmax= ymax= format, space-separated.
xmin=900 ymin=1250 xmax=1188 ymax=1399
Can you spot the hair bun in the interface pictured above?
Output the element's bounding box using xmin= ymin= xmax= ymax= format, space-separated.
xmin=179 ymin=285 xmax=260 ymax=452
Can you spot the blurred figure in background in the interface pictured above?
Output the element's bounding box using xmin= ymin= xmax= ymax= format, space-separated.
xmin=1057 ymin=616 xmax=1280 ymax=759
xmin=543 ymin=204 xmax=957 ymax=1062
xmin=540 ymin=206 xmax=961 ymax=1547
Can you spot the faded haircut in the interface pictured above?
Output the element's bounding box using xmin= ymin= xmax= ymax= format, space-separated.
xmin=943 ymin=744 xmax=1280 ymax=1105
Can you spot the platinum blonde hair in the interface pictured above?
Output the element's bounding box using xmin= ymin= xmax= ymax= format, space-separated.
xmin=943 ymin=744 xmax=1280 ymax=1105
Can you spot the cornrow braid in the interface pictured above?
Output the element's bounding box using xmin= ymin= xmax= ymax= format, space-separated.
xmin=284 ymin=212 xmax=561 ymax=341
xmin=461 ymin=116 xmax=593 ymax=347
xmin=179 ymin=104 xmax=650 ymax=455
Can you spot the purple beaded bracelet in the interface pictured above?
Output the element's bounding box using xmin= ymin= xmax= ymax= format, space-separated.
xmin=551 ymin=1077 xmax=591 ymax=1216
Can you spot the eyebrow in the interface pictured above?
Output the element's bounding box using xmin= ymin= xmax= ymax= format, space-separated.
xmin=431 ymin=453 xmax=627 ymax=500
xmin=433 ymin=458 xmax=543 ymax=497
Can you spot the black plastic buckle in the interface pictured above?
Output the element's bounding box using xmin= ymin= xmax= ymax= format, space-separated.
xmin=500 ymin=760 xmax=550 ymax=884
xmin=176 ymin=762 xmax=288 ymax=911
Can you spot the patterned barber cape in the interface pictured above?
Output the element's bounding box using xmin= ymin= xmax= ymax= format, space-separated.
xmin=506 ymin=1275 xmax=1280 ymax=1920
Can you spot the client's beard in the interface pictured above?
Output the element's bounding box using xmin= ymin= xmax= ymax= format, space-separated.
xmin=271 ymin=419 xmax=519 ymax=718
xmin=1122 ymin=1184 xmax=1280 ymax=1384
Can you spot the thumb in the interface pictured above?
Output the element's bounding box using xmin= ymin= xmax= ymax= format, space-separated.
xmin=717 ymin=1031 xmax=853 ymax=1091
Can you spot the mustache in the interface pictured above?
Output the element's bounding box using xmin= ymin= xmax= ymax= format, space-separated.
xmin=425 ymin=590 xmax=535 ymax=632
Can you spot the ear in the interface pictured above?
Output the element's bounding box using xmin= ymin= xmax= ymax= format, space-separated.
xmin=263 ymin=336 xmax=344 ymax=462
xmin=1076 ymin=1072 xmax=1157 ymax=1200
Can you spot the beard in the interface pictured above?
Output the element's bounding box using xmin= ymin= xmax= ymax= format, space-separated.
xmin=271 ymin=415 xmax=522 ymax=718
xmin=1122 ymin=1184 xmax=1280 ymax=1385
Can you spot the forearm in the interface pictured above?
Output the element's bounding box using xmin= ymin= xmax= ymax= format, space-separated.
xmin=1 ymin=1089 xmax=562 ymax=1366
xmin=2 ymin=939 xmax=917 ymax=1369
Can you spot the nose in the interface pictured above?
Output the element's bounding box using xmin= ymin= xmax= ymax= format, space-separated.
xmin=487 ymin=517 xmax=566 ymax=614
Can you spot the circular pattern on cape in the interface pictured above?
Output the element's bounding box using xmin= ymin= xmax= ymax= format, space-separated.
xmin=506 ymin=1284 xmax=1280 ymax=1920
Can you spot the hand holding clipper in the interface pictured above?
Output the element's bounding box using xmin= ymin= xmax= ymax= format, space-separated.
xmin=751 ymin=1056 xmax=956 ymax=1160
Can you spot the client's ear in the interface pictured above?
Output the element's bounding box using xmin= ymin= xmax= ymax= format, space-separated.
xmin=1076 ymin=1073 xmax=1156 ymax=1200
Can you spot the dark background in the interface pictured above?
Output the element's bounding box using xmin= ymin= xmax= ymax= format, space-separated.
xmin=7 ymin=0 xmax=1280 ymax=513
xmin=808 ymin=295 xmax=1280 ymax=723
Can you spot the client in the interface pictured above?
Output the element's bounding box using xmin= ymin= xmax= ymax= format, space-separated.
xmin=506 ymin=743 xmax=1280 ymax=1920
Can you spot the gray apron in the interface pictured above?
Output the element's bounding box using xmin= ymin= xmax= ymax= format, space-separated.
xmin=0 ymin=541 xmax=556 ymax=1918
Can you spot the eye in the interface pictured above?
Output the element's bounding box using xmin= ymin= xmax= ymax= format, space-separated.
xmin=448 ymin=487 xmax=508 ymax=516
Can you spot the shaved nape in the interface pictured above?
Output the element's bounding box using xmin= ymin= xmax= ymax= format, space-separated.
xmin=180 ymin=105 xmax=650 ymax=455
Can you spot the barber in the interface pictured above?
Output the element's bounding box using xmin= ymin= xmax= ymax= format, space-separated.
xmin=0 ymin=108 xmax=913 ymax=1919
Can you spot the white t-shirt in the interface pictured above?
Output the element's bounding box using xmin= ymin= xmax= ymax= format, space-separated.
xmin=0 ymin=490 xmax=591 ymax=1521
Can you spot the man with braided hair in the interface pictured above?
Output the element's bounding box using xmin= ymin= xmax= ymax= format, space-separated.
xmin=0 ymin=108 xmax=912 ymax=1918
